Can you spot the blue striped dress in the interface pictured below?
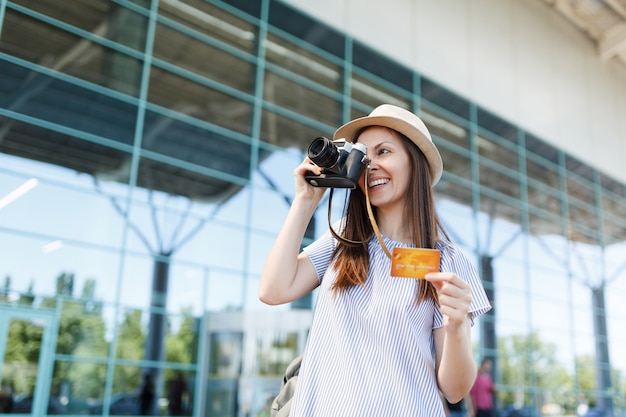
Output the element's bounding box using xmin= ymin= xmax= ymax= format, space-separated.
xmin=292 ymin=232 xmax=492 ymax=417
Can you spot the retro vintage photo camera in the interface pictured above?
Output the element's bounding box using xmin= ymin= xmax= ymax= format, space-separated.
xmin=304 ymin=136 xmax=369 ymax=189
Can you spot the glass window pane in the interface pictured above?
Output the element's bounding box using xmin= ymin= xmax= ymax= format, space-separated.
xmin=601 ymin=187 xmax=626 ymax=245
xmin=422 ymin=110 xmax=470 ymax=150
xmin=567 ymin=173 xmax=595 ymax=205
xmin=154 ymin=23 xmax=256 ymax=94
xmin=478 ymin=107 xmax=517 ymax=143
xmin=437 ymin=181 xmax=473 ymax=217
xmin=526 ymin=133 xmax=559 ymax=166
xmin=527 ymin=183 xmax=562 ymax=222
xmin=56 ymin=299 xmax=112 ymax=359
xmin=480 ymin=161 xmax=520 ymax=201
xmin=119 ymin=257 xmax=153 ymax=309
xmin=209 ymin=332 xmax=243 ymax=377
xmin=268 ymin=2 xmax=344 ymax=58
xmin=565 ymin=154 xmax=594 ymax=183
xmin=0 ymin=167 xmax=127 ymax=246
xmin=421 ymin=77 xmax=470 ymax=120
xmin=353 ymin=41 xmax=412 ymax=91
xmin=52 ymin=360 xmax=107 ymax=414
xmin=211 ymin=187 xmax=251 ymax=228
xmin=599 ymin=172 xmax=625 ymax=198
xmin=2 ymin=85 xmax=136 ymax=147
xmin=165 ymin=312 xmax=200 ymax=366
xmin=158 ymin=0 xmax=257 ymax=54
xmin=263 ymin=71 xmax=341 ymax=129
xmin=1 ymin=234 xmax=122 ymax=303
xmin=252 ymin=148 xmax=306 ymax=231
xmin=164 ymin=370 xmax=194 ymax=416
xmin=205 ymin=378 xmax=237 ymax=417
xmin=255 ymin=331 xmax=299 ymax=376
xmin=207 ymin=270 xmax=244 ymax=311
xmin=529 ymin=209 xmax=564 ymax=243
xmin=11 ymin=0 xmax=111 ymax=33
xmin=136 ymin=146 xmax=250 ymax=201
xmin=570 ymin=284 xmax=595 ymax=356
xmin=479 ymin=192 xmax=522 ymax=232
xmin=351 ymin=74 xmax=410 ymax=110
xmin=2 ymin=8 xmax=148 ymax=95
xmin=260 ymin=109 xmax=331 ymax=149
xmin=153 ymin=20 xmax=255 ymax=95
xmin=477 ymin=134 xmax=518 ymax=170
xmin=526 ymin=154 xmax=561 ymax=191
xmin=2 ymin=316 xmax=47 ymax=411
xmin=568 ymin=199 xmax=599 ymax=244
xmin=115 ymin=308 xmax=147 ymax=360
xmin=147 ymin=70 xmax=253 ymax=136
xmin=438 ymin=144 xmax=472 ymax=184
xmin=266 ymin=33 xmax=342 ymax=91
xmin=568 ymin=242 xmax=604 ymax=288
xmin=167 ymin=264 xmax=205 ymax=316
xmin=110 ymin=366 xmax=144 ymax=413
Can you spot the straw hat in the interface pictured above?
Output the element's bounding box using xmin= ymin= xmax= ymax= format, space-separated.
xmin=333 ymin=104 xmax=443 ymax=186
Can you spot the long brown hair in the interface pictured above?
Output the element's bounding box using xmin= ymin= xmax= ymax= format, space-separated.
xmin=331 ymin=128 xmax=444 ymax=303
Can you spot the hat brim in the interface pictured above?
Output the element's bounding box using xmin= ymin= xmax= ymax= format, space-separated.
xmin=333 ymin=114 xmax=443 ymax=186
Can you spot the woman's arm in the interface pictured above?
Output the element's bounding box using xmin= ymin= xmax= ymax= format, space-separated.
xmin=258 ymin=158 xmax=326 ymax=305
xmin=464 ymin=392 xmax=476 ymax=417
xmin=427 ymin=272 xmax=476 ymax=403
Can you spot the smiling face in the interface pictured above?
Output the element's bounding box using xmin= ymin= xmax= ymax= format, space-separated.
xmin=356 ymin=126 xmax=412 ymax=215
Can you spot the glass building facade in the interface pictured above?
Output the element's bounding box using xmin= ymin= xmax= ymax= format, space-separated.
xmin=0 ymin=0 xmax=625 ymax=416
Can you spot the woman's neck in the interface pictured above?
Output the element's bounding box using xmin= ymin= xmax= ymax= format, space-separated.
xmin=376 ymin=206 xmax=412 ymax=243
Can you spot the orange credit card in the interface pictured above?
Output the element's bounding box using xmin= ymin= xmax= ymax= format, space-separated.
xmin=390 ymin=247 xmax=441 ymax=279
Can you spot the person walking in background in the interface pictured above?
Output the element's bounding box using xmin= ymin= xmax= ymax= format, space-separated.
xmin=138 ymin=372 xmax=155 ymax=415
xmin=470 ymin=358 xmax=496 ymax=417
xmin=576 ymin=392 xmax=589 ymax=416
xmin=259 ymin=104 xmax=492 ymax=416
xmin=0 ymin=380 xmax=15 ymax=413
xmin=167 ymin=372 xmax=187 ymax=416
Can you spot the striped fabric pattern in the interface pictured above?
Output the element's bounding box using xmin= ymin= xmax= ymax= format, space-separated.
xmin=291 ymin=232 xmax=492 ymax=417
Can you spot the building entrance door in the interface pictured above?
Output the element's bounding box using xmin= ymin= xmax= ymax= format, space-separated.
xmin=0 ymin=306 xmax=57 ymax=415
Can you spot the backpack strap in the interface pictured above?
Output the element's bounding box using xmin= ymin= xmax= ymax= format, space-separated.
xmin=270 ymin=355 xmax=303 ymax=417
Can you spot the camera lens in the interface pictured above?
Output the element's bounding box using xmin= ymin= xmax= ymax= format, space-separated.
xmin=307 ymin=137 xmax=340 ymax=168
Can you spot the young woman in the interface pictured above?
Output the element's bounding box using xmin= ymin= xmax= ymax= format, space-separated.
xmin=259 ymin=104 xmax=491 ymax=416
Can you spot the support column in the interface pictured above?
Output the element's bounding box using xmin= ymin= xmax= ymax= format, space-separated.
xmin=591 ymin=285 xmax=613 ymax=413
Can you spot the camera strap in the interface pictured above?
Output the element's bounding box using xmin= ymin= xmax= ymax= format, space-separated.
xmin=326 ymin=165 xmax=392 ymax=259
xmin=364 ymin=165 xmax=392 ymax=259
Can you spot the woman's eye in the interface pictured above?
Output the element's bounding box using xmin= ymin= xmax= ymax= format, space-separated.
xmin=379 ymin=148 xmax=390 ymax=155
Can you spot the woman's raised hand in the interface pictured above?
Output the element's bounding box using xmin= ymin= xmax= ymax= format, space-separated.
xmin=293 ymin=157 xmax=327 ymax=203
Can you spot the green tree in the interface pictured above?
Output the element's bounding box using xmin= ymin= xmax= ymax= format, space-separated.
xmin=3 ymin=317 xmax=44 ymax=394
xmin=1 ymin=275 xmax=10 ymax=303
xmin=113 ymin=309 xmax=145 ymax=393
xmin=575 ymin=355 xmax=596 ymax=393
xmin=498 ymin=332 xmax=572 ymax=410
xmin=42 ymin=276 xmax=109 ymax=400
xmin=165 ymin=308 xmax=196 ymax=365
xmin=53 ymin=300 xmax=109 ymax=399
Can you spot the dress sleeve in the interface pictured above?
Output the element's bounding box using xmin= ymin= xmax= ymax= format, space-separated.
xmin=302 ymin=230 xmax=337 ymax=284
xmin=438 ymin=241 xmax=492 ymax=322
